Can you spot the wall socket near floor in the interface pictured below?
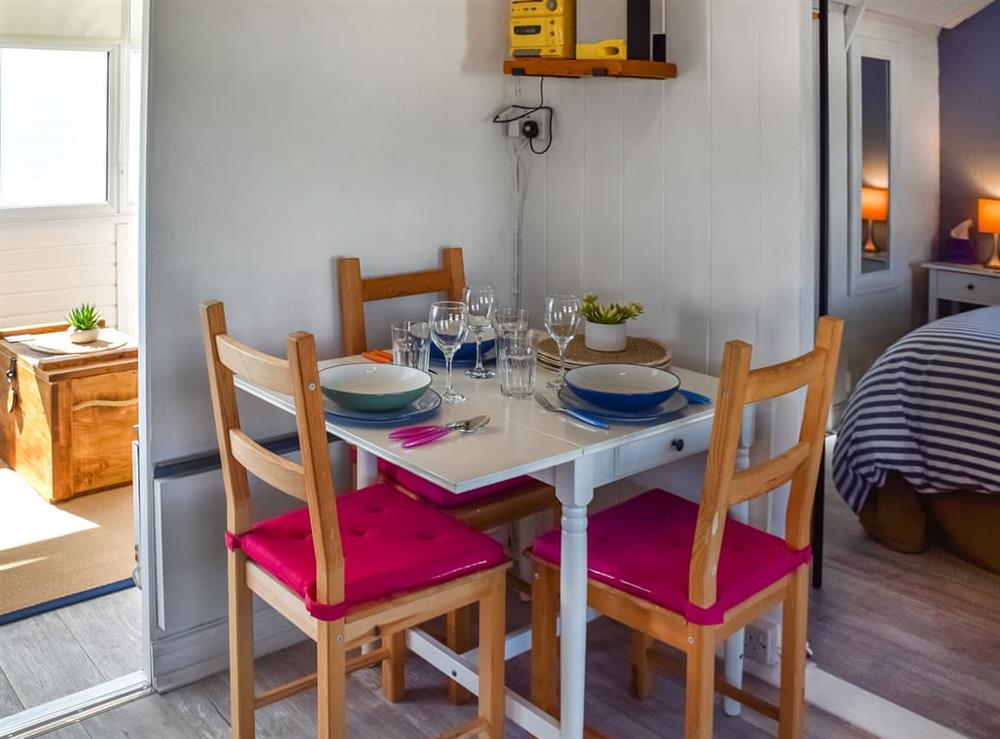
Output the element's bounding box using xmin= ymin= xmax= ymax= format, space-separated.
xmin=744 ymin=618 xmax=780 ymax=665
xmin=506 ymin=111 xmax=549 ymax=142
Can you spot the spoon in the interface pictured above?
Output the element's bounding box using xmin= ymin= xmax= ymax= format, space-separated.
xmin=390 ymin=415 xmax=490 ymax=448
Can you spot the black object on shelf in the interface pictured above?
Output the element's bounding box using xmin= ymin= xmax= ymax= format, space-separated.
xmin=652 ymin=33 xmax=666 ymax=63
xmin=627 ymin=0 xmax=651 ymax=60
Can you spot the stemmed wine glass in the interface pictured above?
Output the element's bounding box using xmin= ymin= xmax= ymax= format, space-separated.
xmin=462 ymin=285 xmax=496 ymax=379
xmin=429 ymin=301 xmax=469 ymax=403
xmin=544 ymin=293 xmax=582 ymax=389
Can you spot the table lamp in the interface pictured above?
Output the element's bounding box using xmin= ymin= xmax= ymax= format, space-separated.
xmin=862 ymin=187 xmax=888 ymax=253
xmin=979 ymin=198 xmax=1000 ymax=269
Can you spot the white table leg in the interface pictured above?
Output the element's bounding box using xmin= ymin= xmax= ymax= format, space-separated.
xmin=724 ymin=412 xmax=754 ymax=716
xmin=355 ymin=447 xmax=378 ymax=488
xmin=555 ymin=457 xmax=594 ymax=739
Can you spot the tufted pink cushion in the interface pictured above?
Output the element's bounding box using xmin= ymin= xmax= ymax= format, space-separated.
xmin=228 ymin=484 xmax=506 ymax=620
xmin=530 ymin=489 xmax=811 ymax=625
xmin=377 ymin=459 xmax=538 ymax=509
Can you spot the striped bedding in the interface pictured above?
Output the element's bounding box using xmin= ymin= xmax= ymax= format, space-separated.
xmin=833 ymin=306 xmax=1000 ymax=513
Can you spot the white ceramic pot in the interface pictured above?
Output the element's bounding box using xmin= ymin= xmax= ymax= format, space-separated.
xmin=69 ymin=327 xmax=100 ymax=344
xmin=584 ymin=321 xmax=627 ymax=352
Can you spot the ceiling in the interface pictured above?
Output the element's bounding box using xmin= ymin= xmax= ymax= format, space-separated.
xmin=840 ymin=0 xmax=995 ymax=29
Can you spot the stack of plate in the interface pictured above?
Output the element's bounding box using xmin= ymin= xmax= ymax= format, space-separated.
xmin=535 ymin=335 xmax=671 ymax=372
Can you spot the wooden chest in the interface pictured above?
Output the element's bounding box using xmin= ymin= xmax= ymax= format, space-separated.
xmin=1 ymin=324 xmax=138 ymax=502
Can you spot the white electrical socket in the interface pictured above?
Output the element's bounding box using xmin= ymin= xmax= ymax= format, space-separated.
xmin=744 ymin=619 xmax=780 ymax=666
xmin=506 ymin=111 xmax=550 ymax=142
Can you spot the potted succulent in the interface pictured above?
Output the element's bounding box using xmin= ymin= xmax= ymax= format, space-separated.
xmin=66 ymin=302 xmax=103 ymax=344
xmin=580 ymin=294 xmax=643 ymax=352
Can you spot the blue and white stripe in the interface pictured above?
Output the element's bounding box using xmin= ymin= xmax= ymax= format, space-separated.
xmin=833 ymin=306 xmax=1000 ymax=513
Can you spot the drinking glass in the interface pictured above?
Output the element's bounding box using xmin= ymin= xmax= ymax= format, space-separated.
xmin=497 ymin=338 xmax=536 ymax=399
xmin=462 ymin=285 xmax=496 ymax=379
xmin=429 ymin=301 xmax=469 ymax=403
xmin=544 ymin=293 xmax=582 ymax=389
xmin=390 ymin=321 xmax=430 ymax=372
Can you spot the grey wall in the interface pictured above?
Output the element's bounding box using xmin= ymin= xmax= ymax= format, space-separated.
xmin=939 ymin=0 xmax=1000 ymax=257
xmin=144 ymin=0 xmax=511 ymax=661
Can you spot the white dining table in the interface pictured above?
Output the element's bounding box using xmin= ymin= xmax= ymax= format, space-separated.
xmin=236 ymin=356 xmax=754 ymax=739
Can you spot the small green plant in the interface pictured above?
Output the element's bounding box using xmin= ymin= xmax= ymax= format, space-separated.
xmin=67 ymin=302 xmax=103 ymax=331
xmin=580 ymin=294 xmax=643 ymax=325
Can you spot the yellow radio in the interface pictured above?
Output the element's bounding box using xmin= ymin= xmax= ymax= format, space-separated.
xmin=509 ymin=0 xmax=575 ymax=59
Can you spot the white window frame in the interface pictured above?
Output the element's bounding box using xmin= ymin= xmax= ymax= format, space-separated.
xmin=0 ymin=36 xmax=123 ymax=221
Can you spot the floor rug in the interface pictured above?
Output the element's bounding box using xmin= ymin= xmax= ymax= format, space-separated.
xmin=0 ymin=465 xmax=135 ymax=617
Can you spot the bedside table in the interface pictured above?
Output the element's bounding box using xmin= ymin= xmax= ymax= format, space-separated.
xmin=924 ymin=261 xmax=1000 ymax=321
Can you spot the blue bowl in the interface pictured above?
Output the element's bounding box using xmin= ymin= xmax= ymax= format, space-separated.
xmin=430 ymin=327 xmax=495 ymax=362
xmin=564 ymin=364 xmax=681 ymax=412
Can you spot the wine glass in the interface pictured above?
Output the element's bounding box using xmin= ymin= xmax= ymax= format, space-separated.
xmin=429 ymin=301 xmax=469 ymax=403
xmin=544 ymin=293 xmax=582 ymax=389
xmin=462 ymin=285 xmax=496 ymax=379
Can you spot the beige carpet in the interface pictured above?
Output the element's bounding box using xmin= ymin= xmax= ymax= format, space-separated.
xmin=0 ymin=465 xmax=135 ymax=616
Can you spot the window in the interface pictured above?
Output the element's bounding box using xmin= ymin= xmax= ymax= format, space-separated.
xmin=0 ymin=47 xmax=110 ymax=208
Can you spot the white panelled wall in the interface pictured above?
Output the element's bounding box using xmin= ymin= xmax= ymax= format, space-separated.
xmin=0 ymin=216 xmax=138 ymax=335
xmin=515 ymin=0 xmax=816 ymax=532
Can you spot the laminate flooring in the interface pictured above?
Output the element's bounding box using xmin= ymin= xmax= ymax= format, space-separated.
xmin=0 ymin=588 xmax=142 ymax=713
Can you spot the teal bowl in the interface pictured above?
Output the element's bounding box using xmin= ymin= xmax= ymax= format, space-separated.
xmin=319 ymin=363 xmax=432 ymax=412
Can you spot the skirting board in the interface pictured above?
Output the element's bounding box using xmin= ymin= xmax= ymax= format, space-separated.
xmin=151 ymin=603 xmax=306 ymax=692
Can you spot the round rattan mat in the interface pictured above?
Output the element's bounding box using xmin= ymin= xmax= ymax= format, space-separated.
xmin=536 ymin=335 xmax=671 ymax=368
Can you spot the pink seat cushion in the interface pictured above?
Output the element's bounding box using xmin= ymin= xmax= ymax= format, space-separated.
xmin=530 ymin=489 xmax=811 ymax=625
xmin=229 ymin=484 xmax=506 ymax=620
xmin=377 ymin=458 xmax=538 ymax=509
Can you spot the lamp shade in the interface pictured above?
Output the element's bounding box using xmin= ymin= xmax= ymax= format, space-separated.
xmin=979 ymin=198 xmax=1000 ymax=235
xmin=861 ymin=187 xmax=889 ymax=221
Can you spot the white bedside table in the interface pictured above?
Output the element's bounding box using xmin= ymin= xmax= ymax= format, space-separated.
xmin=924 ymin=261 xmax=1000 ymax=321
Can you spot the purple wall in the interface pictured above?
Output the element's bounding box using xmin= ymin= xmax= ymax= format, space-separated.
xmin=938 ymin=1 xmax=1000 ymax=256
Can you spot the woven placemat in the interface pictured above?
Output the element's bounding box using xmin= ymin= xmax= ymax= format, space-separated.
xmin=537 ymin=335 xmax=671 ymax=367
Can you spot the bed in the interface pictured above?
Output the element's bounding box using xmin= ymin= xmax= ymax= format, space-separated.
xmin=832 ymin=306 xmax=1000 ymax=573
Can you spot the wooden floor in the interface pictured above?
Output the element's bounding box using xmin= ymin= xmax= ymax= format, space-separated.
xmin=0 ymin=588 xmax=142 ymax=714
xmin=30 ymin=609 xmax=869 ymax=739
xmin=808 ymin=481 xmax=1000 ymax=739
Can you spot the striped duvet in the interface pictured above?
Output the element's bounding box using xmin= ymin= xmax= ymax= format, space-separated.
xmin=833 ymin=306 xmax=1000 ymax=513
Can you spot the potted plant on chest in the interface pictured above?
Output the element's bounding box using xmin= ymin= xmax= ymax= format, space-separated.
xmin=580 ymin=294 xmax=643 ymax=352
xmin=66 ymin=302 xmax=103 ymax=344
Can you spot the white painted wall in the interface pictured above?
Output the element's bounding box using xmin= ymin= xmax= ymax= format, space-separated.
xmin=514 ymin=0 xmax=816 ymax=532
xmin=827 ymin=8 xmax=940 ymax=392
xmin=143 ymin=0 xmax=817 ymax=683
xmin=143 ymin=0 xmax=512 ymax=674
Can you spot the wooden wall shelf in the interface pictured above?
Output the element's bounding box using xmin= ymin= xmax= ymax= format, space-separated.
xmin=503 ymin=58 xmax=677 ymax=80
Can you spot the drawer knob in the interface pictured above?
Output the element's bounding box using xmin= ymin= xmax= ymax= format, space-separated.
xmin=671 ymin=438 xmax=685 ymax=452
xmin=967 ymin=284 xmax=975 ymax=291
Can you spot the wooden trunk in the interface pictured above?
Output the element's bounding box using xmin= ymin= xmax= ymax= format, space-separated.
xmin=1 ymin=323 xmax=138 ymax=502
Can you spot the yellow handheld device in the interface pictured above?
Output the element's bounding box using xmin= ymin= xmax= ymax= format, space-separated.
xmin=509 ymin=0 xmax=575 ymax=59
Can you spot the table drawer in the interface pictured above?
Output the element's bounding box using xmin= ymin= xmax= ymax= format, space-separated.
xmin=936 ymin=270 xmax=1000 ymax=305
xmin=614 ymin=419 xmax=713 ymax=479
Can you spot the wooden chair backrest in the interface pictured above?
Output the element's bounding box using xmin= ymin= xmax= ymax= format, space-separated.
xmin=201 ymin=300 xmax=344 ymax=607
xmin=689 ymin=316 xmax=844 ymax=609
xmin=337 ymin=247 xmax=466 ymax=355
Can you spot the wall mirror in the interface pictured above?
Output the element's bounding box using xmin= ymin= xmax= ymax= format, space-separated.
xmin=849 ymin=37 xmax=899 ymax=294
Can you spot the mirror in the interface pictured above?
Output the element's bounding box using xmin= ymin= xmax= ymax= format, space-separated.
xmin=860 ymin=57 xmax=890 ymax=273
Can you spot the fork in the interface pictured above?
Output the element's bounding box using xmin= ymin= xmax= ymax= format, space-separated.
xmin=534 ymin=393 xmax=609 ymax=429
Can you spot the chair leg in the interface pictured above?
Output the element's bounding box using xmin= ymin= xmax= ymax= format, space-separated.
xmin=228 ymin=552 xmax=255 ymax=739
xmin=478 ymin=573 xmax=507 ymax=739
xmin=446 ymin=607 xmax=473 ymax=704
xmin=317 ymin=620 xmax=347 ymax=739
xmin=779 ymin=566 xmax=809 ymax=739
xmin=684 ymin=624 xmax=715 ymax=739
xmin=630 ymin=631 xmax=654 ymax=700
xmin=382 ymin=630 xmax=406 ymax=703
xmin=530 ymin=564 xmax=559 ymax=717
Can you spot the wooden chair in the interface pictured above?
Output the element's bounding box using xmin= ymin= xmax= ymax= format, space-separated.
xmin=201 ymin=300 xmax=510 ymax=738
xmin=529 ymin=316 xmax=843 ymax=739
xmin=338 ymin=247 xmax=558 ymax=702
